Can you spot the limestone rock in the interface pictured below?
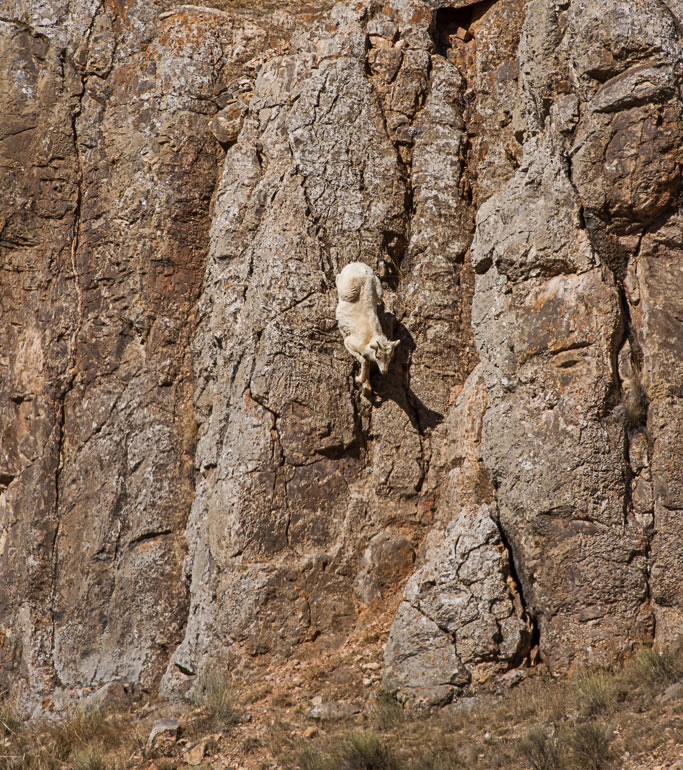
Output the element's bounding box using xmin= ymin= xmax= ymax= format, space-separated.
xmin=470 ymin=0 xmax=682 ymax=670
xmin=384 ymin=504 xmax=530 ymax=706
xmin=209 ymin=101 xmax=248 ymax=145
xmin=0 ymin=0 xmax=681 ymax=714
xmin=146 ymin=717 xmax=181 ymax=756
xmin=307 ymin=699 xmax=361 ymax=720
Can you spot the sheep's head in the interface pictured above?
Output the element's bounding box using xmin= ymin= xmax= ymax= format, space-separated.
xmin=369 ymin=337 xmax=399 ymax=374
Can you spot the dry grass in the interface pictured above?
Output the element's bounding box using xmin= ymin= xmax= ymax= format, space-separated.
xmin=1 ymin=643 xmax=680 ymax=769
xmin=570 ymin=721 xmax=613 ymax=769
xmin=188 ymin=668 xmax=240 ymax=736
xmin=519 ymin=727 xmax=561 ymax=770
xmin=631 ymin=644 xmax=683 ymax=685
xmin=292 ymin=729 xmax=399 ymax=770
xmin=274 ymin=641 xmax=683 ymax=770
xmin=0 ymin=698 xmax=135 ymax=770
xmin=368 ymin=692 xmax=404 ymax=732
xmin=0 ymin=698 xmax=20 ymax=731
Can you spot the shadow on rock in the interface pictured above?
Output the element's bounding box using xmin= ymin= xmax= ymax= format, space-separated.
xmin=371 ymin=313 xmax=444 ymax=434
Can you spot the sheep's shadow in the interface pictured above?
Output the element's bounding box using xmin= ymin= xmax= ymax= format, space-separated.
xmin=368 ymin=312 xmax=444 ymax=434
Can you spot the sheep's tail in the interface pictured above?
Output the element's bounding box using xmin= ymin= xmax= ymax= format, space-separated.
xmin=337 ymin=274 xmax=364 ymax=303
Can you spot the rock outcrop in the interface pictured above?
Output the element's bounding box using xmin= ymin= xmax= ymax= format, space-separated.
xmin=0 ymin=0 xmax=680 ymax=712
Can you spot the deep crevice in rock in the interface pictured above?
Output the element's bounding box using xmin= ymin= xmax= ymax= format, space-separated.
xmin=48 ymin=30 xmax=92 ymax=678
xmin=129 ymin=529 xmax=174 ymax=549
xmin=430 ymin=2 xmax=495 ymax=58
xmin=493 ymin=512 xmax=539 ymax=667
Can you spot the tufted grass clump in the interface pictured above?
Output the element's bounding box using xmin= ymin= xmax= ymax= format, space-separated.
xmin=292 ymin=729 xmax=398 ymax=770
xmin=569 ymin=721 xmax=613 ymax=769
xmin=342 ymin=730 xmax=399 ymax=770
xmin=574 ymin=668 xmax=616 ymax=718
xmin=44 ymin=700 xmax=112 ymax=761
xmin=190 ymin=668 xmax=240 ymax=733
xmin=630 ymin=643 xmax=683 ymax=686
xmin=0 ymin=697 xmax=132 ymax=770
xmin=0 ymin=694 xmax=21 ymax=739
xmin=520 ymin=726 xmax=562 ymax=770
xmin=369 ymin=691 xmax=405 ymax=731
xmin=71 ymin=745 xmax=109 ymax=770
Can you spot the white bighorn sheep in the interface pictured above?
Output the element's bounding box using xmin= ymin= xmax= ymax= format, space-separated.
xmin=335 ymin=262 xmax=399 ymax=395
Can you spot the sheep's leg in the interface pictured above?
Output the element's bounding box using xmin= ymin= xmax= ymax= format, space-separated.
xmin=344 ymin=337 xmax=372 ymax=394
xmin=358 ymin=357 xmax=371 ymax=393
xmin=344 ymin=338 xmax=367 ymax=382
xmin=344 ymin=338 xmax=363 ymax=366
xmin=373 ymin=275 xmax=383 ymax=302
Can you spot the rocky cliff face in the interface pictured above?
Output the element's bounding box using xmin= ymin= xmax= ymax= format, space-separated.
xmin=1 ymin=0 xmax=681 ymax=713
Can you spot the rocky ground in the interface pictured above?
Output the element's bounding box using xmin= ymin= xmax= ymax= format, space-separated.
xmin=1 ymin=0 xmax=682 ymax=752
xmin=2 ymin=642 xmax=682 ymax=768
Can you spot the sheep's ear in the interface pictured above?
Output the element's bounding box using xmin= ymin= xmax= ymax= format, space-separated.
xmin=391 ymin=340 xmax=400 ymax=349
xmin=370 ymin=340 xmax=379 ymax=351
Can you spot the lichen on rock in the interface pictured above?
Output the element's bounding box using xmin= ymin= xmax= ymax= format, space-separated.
xmin=0 ymin=0 xmax=681 ymax=715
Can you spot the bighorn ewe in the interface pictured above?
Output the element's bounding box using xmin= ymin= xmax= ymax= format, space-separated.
xmin=336 ymin=262 xmax=399 ymax=395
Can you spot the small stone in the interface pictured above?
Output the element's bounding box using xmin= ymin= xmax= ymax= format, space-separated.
xmin=84 ymin=680 xmax=132 ymax=709
xmin=209 ymin=101 xmax=246 ymax=144
xmin=443 ymin=696 xmax=481 ymax=715
xmin=656 ymin=682 xmax=682 ymax=703
xmin=146 ymin=717 xmax=181 ymax=754
xmin=500 ymin=669 xmax=524 ymax=687
xmin=369 ymin=34 xmax=393 ymax=49
xmin=184 ymin=740 xmax=206 ymax=766
xmin=303 ymin=726 xmax=319 ymax=739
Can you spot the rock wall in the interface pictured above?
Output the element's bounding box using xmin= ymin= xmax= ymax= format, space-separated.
xmin=0 ymin=0 xmax=284 ymax=704
xmin=0 ymin=0 xmax=681 ymax=711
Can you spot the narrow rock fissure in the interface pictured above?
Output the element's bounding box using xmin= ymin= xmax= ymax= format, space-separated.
xmin=129 ymin=529 xmax=173 ymax=549
xmin=49 ymin=397 xmax=67 ymax=683
xmin=493 ymin=513 xmax=540 ymax=666
xmin=48 ymin=5 xmax=103 ymax=677
xmin=49 ymin=93 xmax=84 ymax=682
xmin=613 ymin=266 xmax=655 ymax=637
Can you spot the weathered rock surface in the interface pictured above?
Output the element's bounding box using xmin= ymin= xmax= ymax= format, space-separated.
xmin=0 ymin=0 xmax=296 ymax=706
xmin=384 ymin=503 xmax=531 ymax=706
xmin=0 ymin=0 xmax=681 ymax=712
xmin=470 ymin=0 xmax=683 ymax=671
xmin=146 ymin=716 xmax=181 ymax=756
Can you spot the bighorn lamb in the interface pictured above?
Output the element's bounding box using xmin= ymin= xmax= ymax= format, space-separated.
xmin=336 ymin=262 xmax=399 ymax=394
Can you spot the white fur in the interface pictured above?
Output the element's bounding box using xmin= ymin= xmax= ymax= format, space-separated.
xmin=335 ymin=262 xmax=399 ymax=394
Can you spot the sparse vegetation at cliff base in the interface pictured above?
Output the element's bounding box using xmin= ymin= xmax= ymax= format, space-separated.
xmin=1 ymin=643 xmax=681 ymax=769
